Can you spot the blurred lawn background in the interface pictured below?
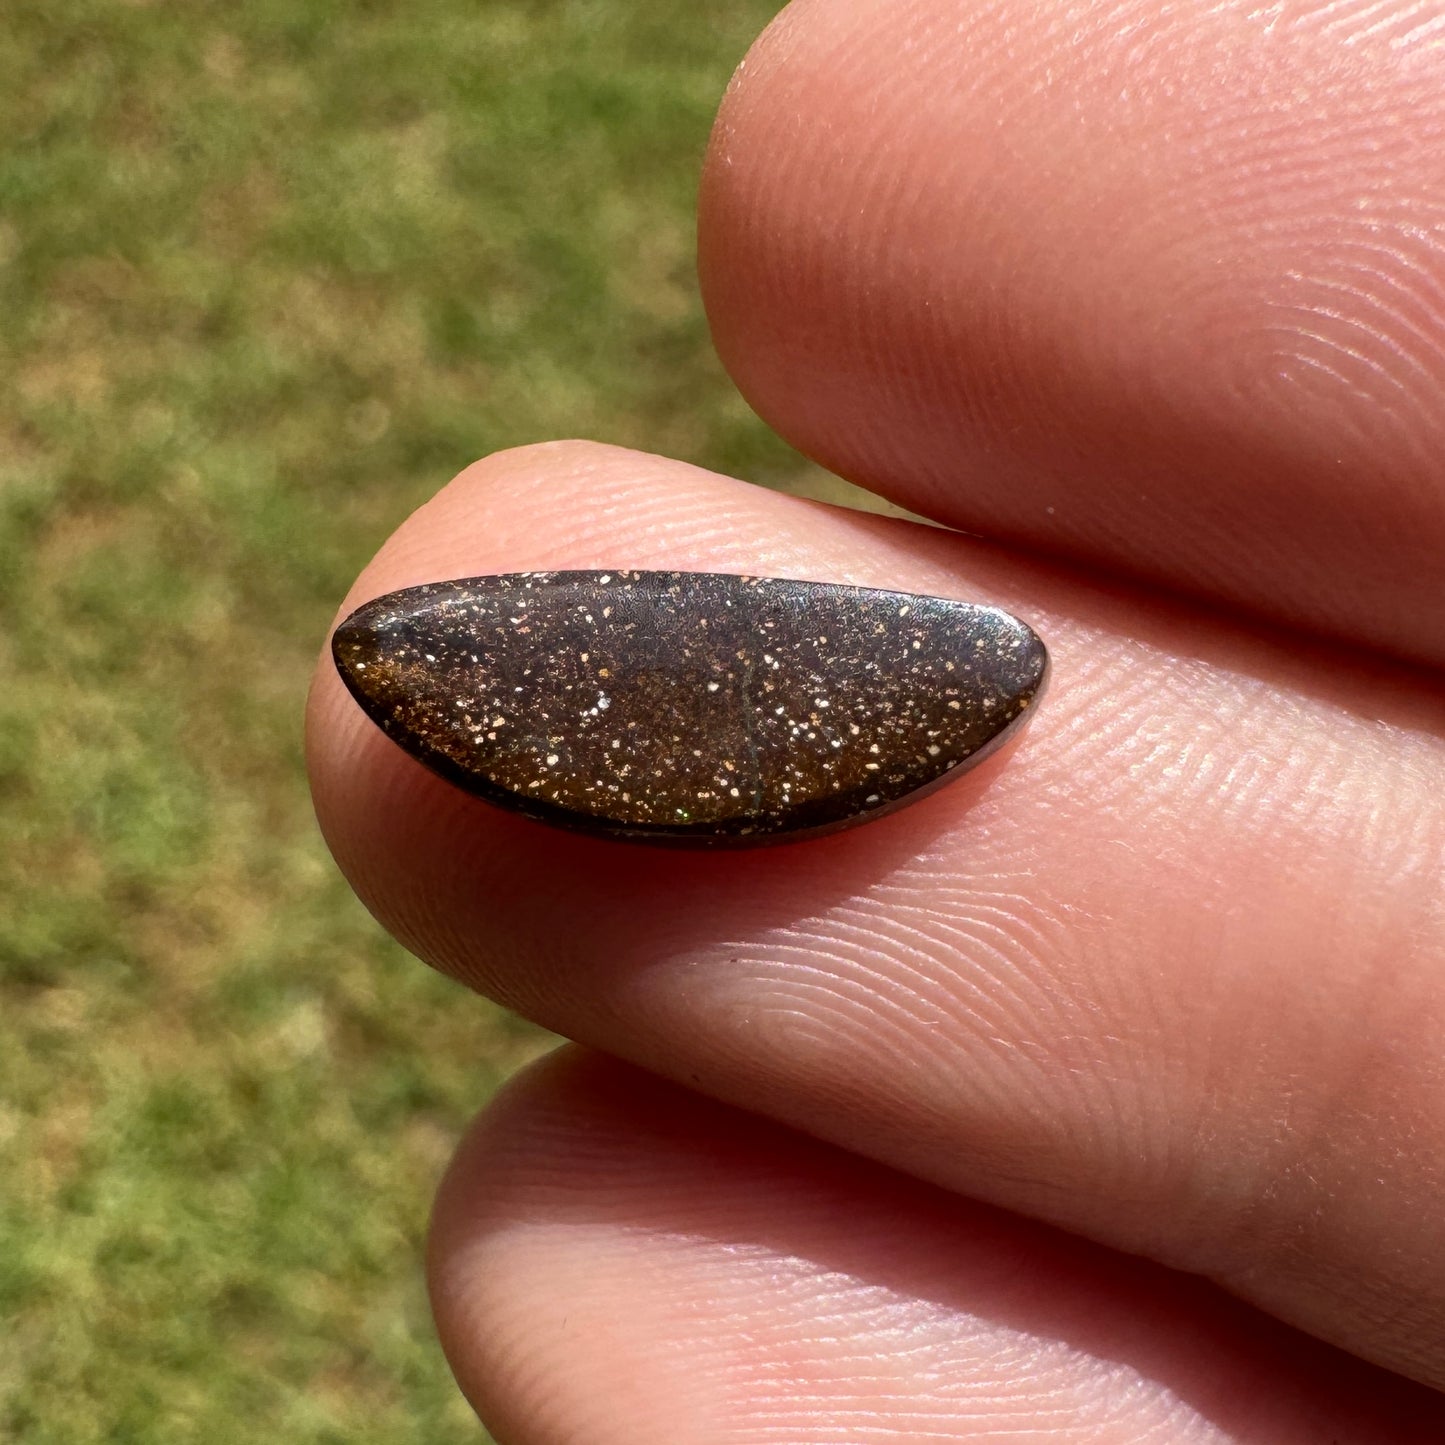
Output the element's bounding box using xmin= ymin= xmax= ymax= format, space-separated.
xmin=0 ymin=0 xmax=885 ymax=1438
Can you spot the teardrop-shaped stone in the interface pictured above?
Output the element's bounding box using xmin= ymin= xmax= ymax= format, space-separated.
xmin=332 ymin=571 xmax=1047 ymax=845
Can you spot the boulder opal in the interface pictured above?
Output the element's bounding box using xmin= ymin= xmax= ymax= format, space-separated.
xmin=332 ymin=571 xmax=1048 ymax=845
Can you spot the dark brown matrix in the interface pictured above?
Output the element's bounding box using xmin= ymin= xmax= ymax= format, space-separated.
xmin=332 ymin=571 xmax=1048 ymax=845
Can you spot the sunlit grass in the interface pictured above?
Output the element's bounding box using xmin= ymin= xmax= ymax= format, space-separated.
xmin=0 ymin=1 xmax=810 ymax=1438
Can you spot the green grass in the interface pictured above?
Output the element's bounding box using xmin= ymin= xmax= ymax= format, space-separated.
xmin=0 ymin=1 xmax=813 ymax=1438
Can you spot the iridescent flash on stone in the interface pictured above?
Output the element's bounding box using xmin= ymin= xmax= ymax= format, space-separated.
xmin=331 ymin=571 xmax=1048 ymax=845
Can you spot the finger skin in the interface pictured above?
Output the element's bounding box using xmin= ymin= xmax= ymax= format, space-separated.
xmin=306 ymin=441 xmax=1445 ymax=1385
xmin=699 ymin=0 xmax=1445 ymax=664
xmin=430 ymin=1047 xmax=1445 ymax=1444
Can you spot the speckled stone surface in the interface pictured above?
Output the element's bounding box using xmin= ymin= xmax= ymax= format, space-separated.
xmin=332 ymin=571 xmax=1048 ymax=845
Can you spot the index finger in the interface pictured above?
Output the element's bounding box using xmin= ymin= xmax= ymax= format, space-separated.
xmin=699 ymin=0 xmax=1445 ymax=665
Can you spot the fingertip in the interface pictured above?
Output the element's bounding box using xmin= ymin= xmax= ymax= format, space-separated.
xmin=700 ymin=0 xmax=1445 ymax=662
xmin=304 ymin=439 xmax=1040 ymax=1007
xmin=427 ymin=1049 xmax=1445 ymax=1445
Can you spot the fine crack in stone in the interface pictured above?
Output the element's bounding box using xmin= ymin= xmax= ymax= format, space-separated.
xmin=331 ymin=570 xmax=1049 ymax=846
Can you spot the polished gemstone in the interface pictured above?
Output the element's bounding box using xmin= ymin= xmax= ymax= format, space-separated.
xmin=332 ymin=571 xmax=1048 ymax=845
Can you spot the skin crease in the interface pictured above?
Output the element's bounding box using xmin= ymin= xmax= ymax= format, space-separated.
xmin=305 ymin=0 xmax=1445 ymax=1436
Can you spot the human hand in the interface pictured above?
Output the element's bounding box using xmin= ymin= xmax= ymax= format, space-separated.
xmin=306 ymin=0 xmax=1445 ymax=1438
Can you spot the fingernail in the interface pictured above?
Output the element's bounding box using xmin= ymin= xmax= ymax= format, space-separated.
xmin=331 ymin=570 xmax=1048 ymax=846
